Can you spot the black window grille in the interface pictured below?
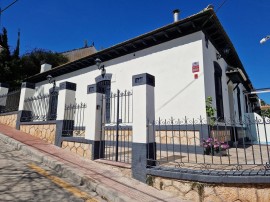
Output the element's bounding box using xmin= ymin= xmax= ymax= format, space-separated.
xmin=237 ymin=87 xmax=242 ymax=121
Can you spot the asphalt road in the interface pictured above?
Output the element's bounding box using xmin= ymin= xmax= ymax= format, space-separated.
xmin=0 ymin=139 xmax=105 ymax=202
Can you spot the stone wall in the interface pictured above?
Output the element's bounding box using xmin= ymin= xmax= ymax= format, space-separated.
xmin=148 ymin=176 xmax=270 ymax=202
xmin=0 ymin=113 xmax=17 ymax=128
xmin=61 ymin=141 xmax=92 ymax=158
xmin=156 ymin=131 xmax=200 ymax=146
xmin=20 ymin=124 xmax=56 ymax=144
xmin=104 ymin=129 xmax=132 ymax=142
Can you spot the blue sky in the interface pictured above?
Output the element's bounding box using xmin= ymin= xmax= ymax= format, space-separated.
xmin=1 ymin=0 xmax=270 ymax=102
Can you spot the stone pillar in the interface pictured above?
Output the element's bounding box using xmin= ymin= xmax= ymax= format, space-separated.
xmin=132 ymin=73 xmax=156 ymax=182
xmin=85 ymin=84 xmax=104 ymax=160
xmin=16 ymin=82 xmax=35 ymax=129
xmin=55 ymin=81 xmax=76 ymax=146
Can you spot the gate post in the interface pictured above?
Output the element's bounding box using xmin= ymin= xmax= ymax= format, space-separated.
xmin=85 ymin=84 xmax=104 ymax=160
xmin=0 ymin=83 xmax=9 ymax=95
xmin=16 ymin=82 xmax=35 ymax=129
xmin=55 ymin=81 xmax=76 ymax=146
xmin=0 ymin=83 xmax=9 ymax=112
xmin=132 ymin=73 xmax=156 ymax=183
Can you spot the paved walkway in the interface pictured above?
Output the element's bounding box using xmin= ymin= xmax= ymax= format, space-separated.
xmin=0 ymin=124 xmax=185 ymax=202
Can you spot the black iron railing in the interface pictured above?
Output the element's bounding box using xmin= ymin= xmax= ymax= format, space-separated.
xmin=103 ymin=125 xmax=132 ymax=164
xmin=63 ymin=103 xmax=87 ymax=137
xmin=0 ymin=89 xmax=21 ymax=114
xmin=104 ymin=90 xmax=133 ymax=124
xmin=21 ymin=91 xmax=58 ymax=122
xmin=147 ymin=116 xmax=270 ymax=176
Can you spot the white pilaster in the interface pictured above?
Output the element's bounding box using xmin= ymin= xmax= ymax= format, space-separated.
xmin=132 ymin=73 xmax=155 ymax=143
xmin=131 ymin=73 xmax=156 ymax=182
xmin=18 ymin=82 xmax=35 ymax=110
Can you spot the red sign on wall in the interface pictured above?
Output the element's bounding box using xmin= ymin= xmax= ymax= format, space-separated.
xmin=192 ymin=62 xmax=199 ymax=73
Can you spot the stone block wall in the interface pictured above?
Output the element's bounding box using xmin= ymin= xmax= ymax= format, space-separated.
xmin=148 ymin=176 xmax=270 ymax=202
xmin=20 ymin=124 xmax=56 ymax=144
xmin=104 ymin=129 xmax=132 ymax=142
xmin=0 ymin=113 xmax=17 ymax=128
xmin=61 ymin=141 xmax=92 ymax=158
xmin=156 ymin=131 xmax=200 ymax=146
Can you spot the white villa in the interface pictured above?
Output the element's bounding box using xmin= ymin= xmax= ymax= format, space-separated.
xmin=24 ymin=7 xmax=259 ymax=122
xmin=1 ymin=6 xmax=269 ymax=185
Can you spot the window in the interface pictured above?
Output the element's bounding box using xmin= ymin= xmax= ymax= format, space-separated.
xmin=214 ymin=62 xmax=224 ymax=120
xmin=237 ymin=87 xmax=242 ymax=121
xmin=245 ymin=95 xmax=249 ymax=113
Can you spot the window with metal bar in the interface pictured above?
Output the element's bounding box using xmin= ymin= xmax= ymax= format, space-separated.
xmin=214 ymin=62 xmax=224 ymax=120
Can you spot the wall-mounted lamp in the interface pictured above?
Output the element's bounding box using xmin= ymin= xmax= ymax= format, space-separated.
xmin=216 ymin=52 xmax=222 ymax=60
xmin=95 ymin=58 xmax=106 ymax=78
xmin=46 ymin=75 xmax=56 ymax=90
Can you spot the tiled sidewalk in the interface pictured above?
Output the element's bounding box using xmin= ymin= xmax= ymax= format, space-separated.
xmin=0 ymin=124 xmax=186 ymax=202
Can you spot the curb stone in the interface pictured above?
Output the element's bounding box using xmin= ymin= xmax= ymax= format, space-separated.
xmin=0 ymin=133 xmax=138 ymax=202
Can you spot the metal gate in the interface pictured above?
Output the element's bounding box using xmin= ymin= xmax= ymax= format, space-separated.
xmin=100 ymin=90 xmax=133 ymax=163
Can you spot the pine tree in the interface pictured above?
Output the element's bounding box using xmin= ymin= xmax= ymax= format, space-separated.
xmin=0 ymin=27 xmax=68 ymax=87
xmin=9 ymin=30 xmax=22 ymax=87
xmin=0 ymin=27 xmax=11 ymax=82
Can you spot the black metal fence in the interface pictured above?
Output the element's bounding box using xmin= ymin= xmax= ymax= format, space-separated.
xmin=102 ymin=125 xmax=132 ymax=163
xmin=147 ymin=116 xmax=270 ymax=176
xmin=21 ymin=91 xmax=58 ymax=122
xmin=63 ymin=103 xmax=87 ymax=137
xmin=104 ymin=90 xmax=133 ymax=124
xmin=0 ymin=89 xmax=21 ymax=114
xmin=100 ymin=90 xmax=133 ymax=164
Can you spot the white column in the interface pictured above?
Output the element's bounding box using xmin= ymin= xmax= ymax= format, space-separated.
xmin=84 ymin=84 xmax=104 ymax=160
xmin=57 ymin=82 xmax=76 ymax=120
xmin=55 ymin=82 xmax=76 ymax=146
xmin=0 ymin=83 xmax=9 ymax=107
xmin=18 ymin=82 xmax=35 ymax=111
xmin=16 ymin=82 xmax=36 ymax=129
xmin=132 ymin=73 xmax=156 ymax=182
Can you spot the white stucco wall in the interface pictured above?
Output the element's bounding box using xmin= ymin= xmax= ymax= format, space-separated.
xmin=202 ymin=34 xmax=252 ymax=123
xmin=33 ymin=31 xmax=206 ymax=119
xmin=202 ymin=35 xmax=231 ymax=120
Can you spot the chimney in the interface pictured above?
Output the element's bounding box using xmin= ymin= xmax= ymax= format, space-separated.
xmin=173 ymin=9 xmax=180 ymax=22
xmin=40 ymin=63 xmax=52 ymax=73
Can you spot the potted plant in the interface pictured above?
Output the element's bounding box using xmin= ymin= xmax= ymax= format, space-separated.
xmin=219 ymin=142 xmax=230 ymax=155
xmin=202 ymin=138 xmax=214 ymax=155
xmin=202 ymin=138 xmax=229 ymax=156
